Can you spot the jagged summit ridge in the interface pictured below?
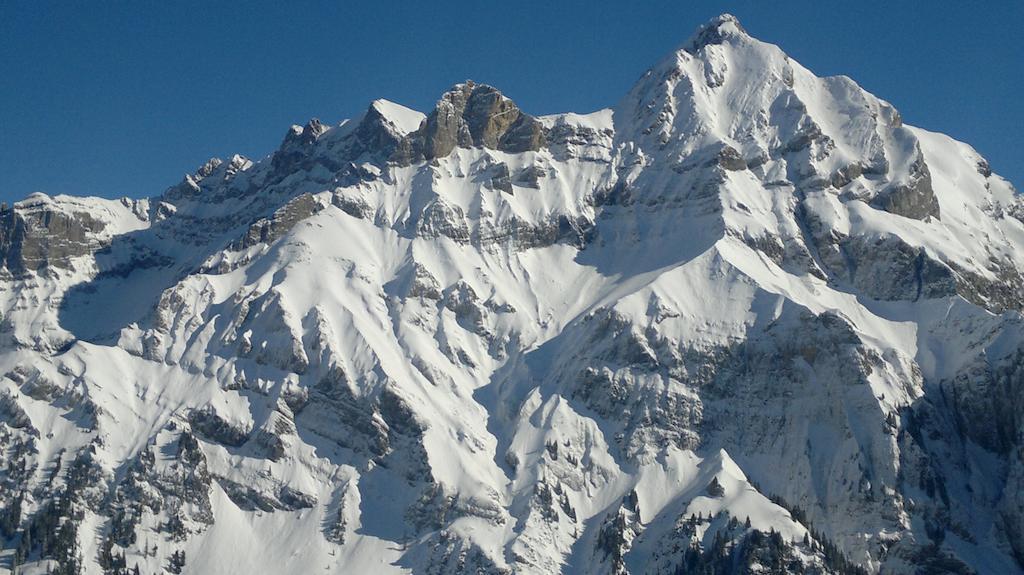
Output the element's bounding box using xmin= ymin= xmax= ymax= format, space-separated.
xmin=0 ymin=13 xmax=1023 ymax=575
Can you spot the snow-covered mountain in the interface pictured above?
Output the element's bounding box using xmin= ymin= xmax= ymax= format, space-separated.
xmin=2 ymin=14 xmax=1023 ymax=575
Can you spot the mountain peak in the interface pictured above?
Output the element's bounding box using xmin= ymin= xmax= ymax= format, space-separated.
xmin=412 ymin=80 xmax=545 ymax=159
xmin=279 ymin=118 xmax=327 ymax=153
xmin=683 ymin=13 xmax=749 ymax=53
xmin=369 ymin=99 xmax=425 ymax=135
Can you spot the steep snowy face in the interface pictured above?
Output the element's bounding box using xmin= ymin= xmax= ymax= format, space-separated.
xmin=2 ymin=13 xmax=1024 ymax=575
xmin=616 ymin=13 xmax=1023 ymax=312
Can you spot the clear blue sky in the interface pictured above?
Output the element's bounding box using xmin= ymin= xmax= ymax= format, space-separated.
xmin=1 ymin=1 xmax=1020 ymax=203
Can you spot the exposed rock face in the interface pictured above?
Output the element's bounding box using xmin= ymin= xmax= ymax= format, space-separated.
xmin=683 ymin=13 xmax=747 ymax=54
xmin=352 ymin=102 xmax=415 ymax=160
xmin=0 ymin=197 xmax=108 ymax=275
xmin=461 ymin=85 xmax=528 ymax=149
xmin=870 ymin=151 xmax=940 ymax=220
xmin=1 ymin=13 xmax=1023 ymax=575
xmin=408 ymin=82 xmax=546 ymax=161
xmin=187 ymin=406 xmax=252 ymax=447
xmin=833 ymin=234 xmax=957 ymax=301
xmin=274 ymin=118 xmax=329 ymax=172
xmin=236 ymin=193 xmax=326 ymax=250
xmin=716 ymin=145 xmax=748 ymax=171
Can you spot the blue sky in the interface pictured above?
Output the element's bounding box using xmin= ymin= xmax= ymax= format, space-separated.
xmin=1 ymin=1 xmax=1020 ymax=203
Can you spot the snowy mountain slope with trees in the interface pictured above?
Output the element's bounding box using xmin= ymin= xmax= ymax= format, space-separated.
xmin=1 ymin=14 xmax=1022 ymax=575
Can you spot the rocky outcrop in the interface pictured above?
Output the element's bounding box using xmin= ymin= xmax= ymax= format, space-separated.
xmin=352 ymin=102 xmax=419 ymax=161
xmin=273 ymin=118 xmax=329 ymax=172
xmin=235 ymin=192 xmax=326 ymax=250
xmin=0 ymin=197 xmax=109 ymax=275
xmin=870 ymin=151 xmax=940 ymax=220
xmin=405 ymin=82 xmax=546 ymax=162
xmin=683 ymin=13 xmax=747 ymax=54
xmin=0 ymin=390 xmax=31 ymax=430
xmin=187 ymin=406 xmax=252 ymax=448
xmin=215 ymin=476 xmax=316 ymax=512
